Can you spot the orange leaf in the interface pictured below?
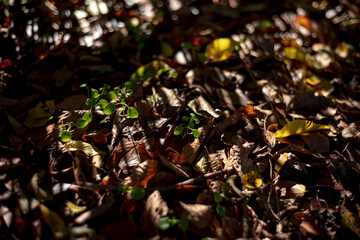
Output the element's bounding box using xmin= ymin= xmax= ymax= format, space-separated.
xmin=295 ymin=16 xmax=315 ymax=32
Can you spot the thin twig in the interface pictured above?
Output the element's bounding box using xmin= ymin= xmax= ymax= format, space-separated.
xmin=147 ymin=167 xmax=234 ymax=192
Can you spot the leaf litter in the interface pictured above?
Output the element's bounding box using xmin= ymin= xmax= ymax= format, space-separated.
xmin=1 ymin=1 xmax=360 ymax=239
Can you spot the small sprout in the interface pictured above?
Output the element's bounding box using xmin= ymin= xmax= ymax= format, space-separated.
xmin=60 ymin=82 xmax=138 ymax=142
xmin=129 ymin=185 xmax=146 ymax=200
xmin=174 ymin=126 xmax=184 ymax=135
xmin=127 ymin=106 xmax=139 ymax=119
xmin=157 ymin=217 xmax=188 ymax=232
xmin=214 ymin=193 xmax=226 ymax=217
xmin=61 ymin=130 xmax=72 ymax=142
xmin=103 ymin=103 xmax=116 ymax=115
xmin=61 ymin=123 xmax=73 ymax=142
xmin=216 ymin=205 xmax=226 ymax=217
xmin=76 ymin=118 xmax=88 ymax=128
xmin=157 ymin=217 xmax=171 ymax=230
xmin=108 ymin=91 xmax=117 ymax=100
xmin=174 ymin=113 xmax=200 ymax=138
xmin=178 ymin=218 xmax=189 ymax=232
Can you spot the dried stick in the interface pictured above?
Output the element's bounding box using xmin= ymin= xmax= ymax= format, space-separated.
xmin=148 ymin=167 xmax=234 ymax=192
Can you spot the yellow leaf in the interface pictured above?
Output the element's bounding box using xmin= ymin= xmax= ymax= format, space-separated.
xmin=204 ymin=38 xmax=236 ymax=62
xmin=65 ymin=140 xmax=105 ymax=156
xmin=274 ymin=120 xmax=329 ymax=139
xmin=342 ymin=211 xmax=360 ymax=238
xmin=275 ymin=152 xmax=288 ymax=174
xmin=24 ymin=100 xmax=55 ymax=127
xmin=304 ymin=71 xmax=334 ymax=97
xmin=39 ymin=203 xmax=67 ymax=234
xmin=65 ymin=201 xmax=87 ymax=215
xmin=283 ymin=47 xmax=310 ymax=62
xmin=130 ymin=60 xmax=170 ymax=83
xmin=242 ymin=171 xmax=263 ymax=190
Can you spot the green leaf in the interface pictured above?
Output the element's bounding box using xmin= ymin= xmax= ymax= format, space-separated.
xmin=103 ymin=103 xmax=116 ymax=115
xmin=216 ymin=205 xmax=226 ymax=217
xmin=108 ymin=91 xmax=117 ymax=100
xmin=214 ymin=193 xmax=222 ymax=204
xmin=181 ymin=42 xmax=192 ymax=50
xmin=76 ymin=118 xmax=89 ymax=128
xmin=91 ymin=89 xmax=100 ymax=99
xmin=127 ymin=107 xmax=139 ymax=118
xmin=80 ymin=83 xmax=88 ymax=88
xmin=120 ymin=93 xmax=126 ymax=100
xmin=182 ymin=116 xmax=189 ymax=121
xmin=124 ymin=81 xmax=132 ymax=88
xmin=192 ymin=129 xmax=200 ymax=138
xmin=194 ymin=118 xmax=200 ymax=124
xmin=86 ymin=98 xmax=97 ymax=107
xmin=114 ymin=87 xmax=121 ymax=93
xmin=126 ymin=89 xmax=133 ymax=94
xmin=61 ymin=130 xmax=72 ymax=142
xmin=179 ymin=218 xmax=189 ymax=232
xmin=130 ymin=185 xmax=146 ymax=200
xmin=98 ymin=99 xmax=108 ymax=109
xmin=83 ymin=112 xmax=92 ymax=122
xmin=157 ymin=217 xmax=171 ymax=230
xmin=189 ymin=122 xmax=195 ymax=129
xmin=174 ymin=126 xmax=184 ymax=135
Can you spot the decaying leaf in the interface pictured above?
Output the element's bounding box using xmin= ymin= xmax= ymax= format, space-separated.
xmin=123 ymin=160 xmax=158 ymax=188
xmin=205 ymin=38 xmax=236 ymax=62
xmin=39 ymin=203 xmax=67 ymax=234
xmin=274 ymin=120 xmax=329 ymax=139
xmin=289 ymin=184 xmax=307 ymax=199
xmin=24 ymin=100 xmax=55 ymax=127
xmin=175 ymin=200 xmax=212 ymax=229
xmin=140 ymin=190 xmax=168 ymax=235
xmin=342 ymin=209 xmax=360 ymax=238
xmin=65 ymin=140 xmax=105 ymax=156
xmin=230 ymin=142 xmax=258 ymax=179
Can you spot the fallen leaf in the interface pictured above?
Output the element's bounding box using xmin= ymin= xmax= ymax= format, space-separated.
xmin=140 ymin=190 xmax=168 ymax=235
xmin=175 ymin=200 xmax=212 ymax=229
xmin=65 ymin=201 xmax=87 ymax=216
xmin=274 ymin=120 xmax=329 ymax=139
xmin=39 ymin=204 xmax=67 ymax=234
xmin=342 ymin=210 xmax=360 ymax=238
xmin=65 ymin=140 xmax=105 ymax=156
xmin=242 ymin=171 xmax=263 ymax=190
xmin=130 ymin=60 xmax=170 ymax=83
xmin=204 ymin=38 xmax=236 ymax=62
xmin=24 ymin=100 xmax=55 ymax=128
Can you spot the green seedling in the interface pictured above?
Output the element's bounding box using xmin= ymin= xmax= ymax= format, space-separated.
xmin=157 ymin=216 xmax=189 ymax=232
xmin=173 ymin=113 xmax=200 ymax=138
xmin=113 ymin=81 xmax=139 ymax=119
xmin=107 ymin=183 xmax=146 ymax=201
xmin=214 ymin=193 xmax=226 ymax=217
xmin=60 ymin=82 xmax=138 ymax=142
xmin=61 ymin=123 xmax=73 ymax=142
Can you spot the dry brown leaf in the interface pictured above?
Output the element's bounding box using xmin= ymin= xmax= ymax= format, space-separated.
xmin=301 ymin=132 xmax=329 ymax=153
xmin=208 ymin=150 xmax=226 ymax=172
xmin=123 ymin=160 xmax=158 ymax=188
xmin=140 ymin=190 xmax=168 ymax=235
xmin=230 ymin=142 xmax=258 ymax=179
xmin=175 ymin=200 xmax=212 ymax=229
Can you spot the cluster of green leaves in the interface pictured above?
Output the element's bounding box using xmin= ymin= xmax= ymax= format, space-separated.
xmin=107 ymin=184 xmax=146 ymax=201
xmin=214 ymin=193 xmax=226 ymax=217
xmin=157 ymin=216 xmax=189 ymax=232
xmin=61 ymin=82 xmax=138 ymax=142
xmin=174 ymin=113 xmax=200 ymax=138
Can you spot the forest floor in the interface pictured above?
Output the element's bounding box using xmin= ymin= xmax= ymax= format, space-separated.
xmin=1 ymin=1 xmax=360 ymax=239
